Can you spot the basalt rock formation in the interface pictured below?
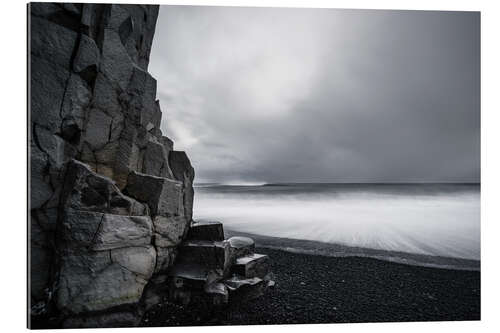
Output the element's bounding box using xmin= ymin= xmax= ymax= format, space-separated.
xmin=29 ymin=3 xmax=272 ymax=328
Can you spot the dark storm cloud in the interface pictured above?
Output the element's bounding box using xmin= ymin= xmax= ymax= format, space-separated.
xmin=149 ymin=7 xmax=480 ymax=183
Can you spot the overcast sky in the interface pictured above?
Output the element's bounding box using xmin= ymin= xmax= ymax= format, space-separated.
xmin=149 ymin=6 xmax=480 ymax=184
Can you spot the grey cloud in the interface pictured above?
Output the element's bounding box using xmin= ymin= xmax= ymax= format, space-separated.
xmin=149 ymin=6 xmax=480 ymax=183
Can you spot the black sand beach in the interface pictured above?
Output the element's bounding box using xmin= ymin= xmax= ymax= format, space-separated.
xmin=141 ymin=247 xmax=480 ymax=326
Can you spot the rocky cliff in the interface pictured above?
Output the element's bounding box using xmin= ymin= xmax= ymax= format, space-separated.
xmin=29 ymin=3 xmax=272 ymax=329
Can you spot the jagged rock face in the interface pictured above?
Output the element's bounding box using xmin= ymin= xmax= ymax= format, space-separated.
xmin=29 ymin=3 xmax=195 ymax=327
xmin=30 ymin=3 xmax=272 ymax=328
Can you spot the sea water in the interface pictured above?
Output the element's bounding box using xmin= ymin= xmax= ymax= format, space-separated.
xmin=193 ymin=183 xmax=480 ymax=268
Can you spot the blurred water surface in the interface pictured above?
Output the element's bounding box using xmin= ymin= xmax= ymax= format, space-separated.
xmin=194 ymin=183 xmax=480 ymax=262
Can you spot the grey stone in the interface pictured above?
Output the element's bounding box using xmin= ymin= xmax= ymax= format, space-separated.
xmin=30 ymin=219 xmax=53 ymax=301
xmin=125 ymin=66 xmax=158 ymax=128
xmin=62 ymin=3 xmax=81 ymax=16
xmin=111 ymin=245 xmax=156 ymax=279
xmin=187 ymin=220 xmax=225 ymax=241
xmin=80 ymin=4 xmax=93 ymax=29
xmin=223 ymin=276 xmax=266 ymax=300
xmin=113 ymin=125 xmax=141 ymax=189
xmin=30 ymin=16 xmax=78 ymax=68
xmin=154 ymin=246 xmax=177 ymax=273
xmin=28 ymin=3 xmax=273 ymax=326
xmin=160 ymin=136 xmax=174 ymax=151
xmin=30 ymin=2 xmax=62 ymax=18
xmin=62 ymin=73 xmax=91 ymax=115
xmin=30 ymin=145 xmax=53 ymax=209
xmin=205 ymin=282 xmax=229 ymax=305
xmin=80 ymin=142 xmax=97 ymax=170
xmin=56 ymin=251 xmax=111 ymax=312
xmin=153 ymin=215 xmax=190 ymax=247
xmin=31 ymin=207 xmax=59 ymax=231
xmin=57 ymin=252 xmax=149 ymax=314
xmin=183 ymin=184 xmax=194 ymax=222
xmin=152 ymin=100 xmax=163 ymax=129
xmin=30 ymin=56 xmax=68 ymax=132
xmin=142 ymin=138 xmax=168 ymax=177
xmin=169 ymin=151 xmax=195 ymax=183
xmin=141 ymin=273 xmax=175 ymax=310
xmin=127 ymin=60 xmax=157 ymax=99
xmin=62 ymin=159 xmax=148 ymax=215
xmin=122 ymin=31 xmax=139 ymax=65
xmin=92 ymin=73 xmax=122 ymax=117
xmin=33 ymin=126 xmax=66 ymax=168
xmin=83 ymin=109 xmax=113 ymax=150
xmin=60 ymin=74 xmax=91 ymax=143
xmin=135 ymin=6 xmax=159 ymax=70
xmin=61 ymin=210 xmax=152 ymax=251
xmin=168 ymin=262 xmax=216 ymax=291
xmin=107 ymin=4 xmax=131 ymax=30
xmin=169 ymin=151 xmax=195 ymax=220
xmin=125 ymin=172 xmax=184 ymax=217
xmin=100 ymin=28 xmax=134 ymax=90
xmin=73 ymin=34 xmax=100 ymax=73
xmin=231 ymin=253 xmax=270 ymax=279
xmin=94 ymin=141 xmax=119 ymax=166
xmin=176 ymin=240 xmax=233 ymax=272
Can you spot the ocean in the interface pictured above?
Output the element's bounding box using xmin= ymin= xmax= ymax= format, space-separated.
xmin=193 ymin=183 xmax=480 ymax=270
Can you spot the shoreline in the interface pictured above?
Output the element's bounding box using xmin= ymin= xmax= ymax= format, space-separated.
xmin=224 ymin=229 xmax=480 ymax=271
xmin=142 ymin=246 xmax=480 ymax=326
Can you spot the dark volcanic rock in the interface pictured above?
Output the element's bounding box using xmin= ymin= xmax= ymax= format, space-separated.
xmin=29 ymin=3 xmax=166 ymax=328
xmin=231 ymin=253 xmax=271 ymax=279
xmin=177 ymin=240 xmax=232 ymax=272
xmin=61 ymin=159 xmax=148 ymax=215
xmin=187 ymin=220 xmax=225 ymax=241
xmin=60 ymin=210 xmax=153 ymax=251
xmin=125 ymin=171 xmax=184 ymax=217
xmin=29 ymin=3 xmax=271 ymax=328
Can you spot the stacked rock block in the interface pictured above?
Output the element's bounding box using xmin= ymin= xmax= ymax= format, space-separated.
xmin=29 ymin=3 xmax=193 ymax=327
xmin=168 ymin=220 xmax=274 ymax=306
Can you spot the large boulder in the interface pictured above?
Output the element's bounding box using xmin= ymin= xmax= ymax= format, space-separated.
xmin=61 ymin=159 xmax=148 ymax=216
xmin=60 ymin=210 xmax=153 ymax=251
xmin=153 ymin=215 xmax=190 ymax=247
xmin=187 ymin=220 xmax=225 ymax=241
xmin=176 ymin=240 xmax=234 ymax=273
xmin=231 ymin=253 xmax=270 ymax=279
xmin=56 ymin=249 xmax=154 ymax=314
xmin=141 ymin=137 xmax=170 ymax=178
xmin=125 ymin=171 xmax=184 ymax=217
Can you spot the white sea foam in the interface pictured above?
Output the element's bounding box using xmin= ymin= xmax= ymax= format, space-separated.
xmin=193 ymin=185 xmax=480 ymax=260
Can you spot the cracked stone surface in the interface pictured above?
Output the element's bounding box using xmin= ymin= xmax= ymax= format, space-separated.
xmin=29 ymin=3 xmax=194 ymax=328
xmin=29 ymin=3 xmax=271 ymax=328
